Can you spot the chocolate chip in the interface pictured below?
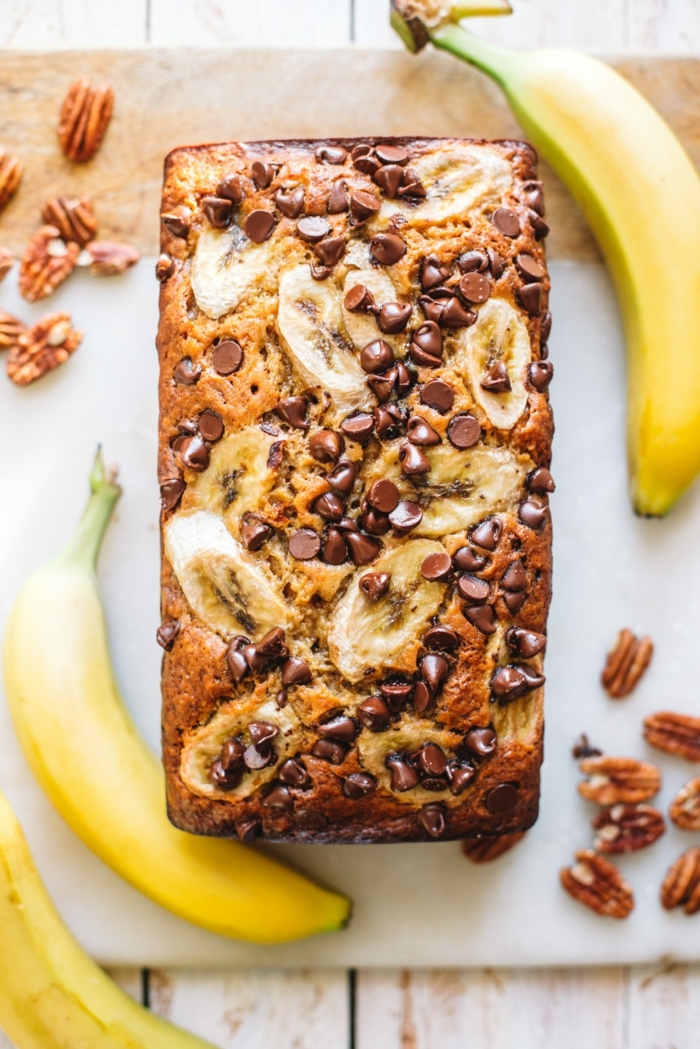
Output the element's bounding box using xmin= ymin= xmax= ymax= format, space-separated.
xmin=318 ymin=716 xmax=358 ymax=742
xmin=423 ymin=624 xmax=460 ymax=650
xmin=400 ymin=443 xmax=431 ymax=475
xmin=540 ymin=311 xmax=552 ymax=346
xmin=350 ymin=190 xmax=381 ymax=223
xmin=528 ymin=466 xmax=555 ymax=494
xmin=245 ymin=210 xmax=275 ymax=242
xmin=341 ymin=413 xmax=374 ymax=443
xmin=447 ymin=763 xmax=475 ymax=796
xmin=310 ymin=429 xmax=344 ymax=463
xmin=359 ymin=571 xmax=391 ymax=601
xmin=519 ymin=663 xmax=546 ymax=690
xmin=180 ymin=434 xmax=209 ymax=471
xmin=162 ymin=206 xmax=191 ymax=237
xmin=275 ymin=186 xmax=305 ymax=218
xmin=487 ymin=248 xmax=505 ymax=279
xmin=267 ymin=441 xmax=284 ymax=469
xmin=420 ymin=256 xmax=449 ymax=290
xmin=244 ymin=743 xmax=276 ymax=770
xmin=373 ymin=404 xmax=399 ymax=436
xmin=241 ymin=515 xmax=272 ymax=551
xmin=221 ymin=738 xmax=245 ymax=770
xmin=367 ymin=368 xmax=397 ymax=403
xmin=227 ymin=640 xmax=249 ymax=683
xmin=515 ymin=254 xmax=546 ymax=283
xmin=289 ymin=528 xmax=320 ymax=560
xmin=296 ymin=216 xmax=329 ymax=244
xmin=413 ymin=320 xmax=442 ymax=358
xmin=417 ymin=742 xmax=447 ymax=777
xmin=249 ymin=721 xmax=279 ymax=746
xmin=397 ymin=168 xmax=426 ymax=198
xmin=361 ymin=507 xmax=391 ymax=536
xmin=282 ymin=657 xmax=312 ymax=687
xmin=408 ymin=342 xmax=442 ymax=369
xmin=328 ymin=180 xmax=349 ymax=213
xmin=344 ymin=285 xmax=377 ymax=314
xmin=501 ymin=560 xmax=527 ymax=591
xmin=458 ymin=251 xmax=488 ymax=273
xmin=421 ymin=653 xmax=449 ymax=694
xmin=388 ymin=500 xmax=423 ymax=533
xmin=518 ymin=282 xmax=544 ymax=316
xmin=506 ymin=626 xmax=547 ymax=658
xmin=217 ymin=174 xmax=244 ymax=204
xmin=312 ymin=739 xmax=346 ymax=764
xmin=235 ymin=816 xmax=261 ymax=841
xmin=440 ymin=297 xmax=475 ymax=328
xmin=464 ymin=727 xmax=497 ymax=757
xmin=360 ymin=339 xmax=395 ymax=374
xmin=336 ymin=517 xmax=360 ymax=532
xmin=464 ymin=604 xmax=497 ymax=635
xmin=529 ymin=360 xmax=554 ymax=391
xmin=275 ymin=396 xmax=308 ymax=430
xmin=295 ymin=809 xmax=328 ymax=830
xmin=316 ymin=145 xmax=347 ymax=165
xmin=155 ymin=253 xmax=175 ymax=281
xmin=174 ymin=357 xmax=202 ymax=385
xmin=251 ymin=160 xmax=274 ymax=188
xmin=211 ymin=340 xmax=243 ymax=375
xmin=357 ymin=696 xmax=392 ymax=731
xmin=364 ymin=479 xmax=397 ymax=514
xmin=504 ymin=590 xmax=526 ymax=614
xmin=420 ymin=551 xmax=452 ymax=582
xmin=471 ymin=517 xmax=502 ymax=551
xmin=370 ymin=232 xmax=406 ymax=266
xmin=263 ymin=784 xmax=294 ymax=810
xmin=211 ymin=761 xmax=242 ymax=790
xmin=198 ymin=409 xmax=224 ymax=442
xmin=491 ymin=666 xmax=529 ymax=702
xmin=160 ymin=477 xmax=185 ymax=510
xmin=374 ymin=164 xmax=404 ymax=198
xmin=326 ymin=460 xmax=357 ymax=495
xmin=386 ymin=755 xmax=420 ymax=792
xmin=420 ymin=379 xmax=454 ymax=414
xmin=353 ymin=153 xmax=382 ymax=176
xmin=480 ymin=361 xmax=512 ymax=393
xmin=279 ymin=758 xmax=311 ymax=788
xmin=453 ymin=547 xmax=486 ymax=572
xmin=345 ymin=531 xmax=381 ymax=566
xmin=202 ymin=195 xmax=233 ymax=227
xmin=492 ymin=207 xmax=521 ymax=237
xmin=381 ymin=682 xmax=414 ymax=710
xmin=314 ymin=236 xmax=346 ymax=267
xmin=486 ymin=783 xmax=520 ymax=813
xmin=310 ymin=263 xmax=332 ymax=281
xmin=519 ymin=498 xmax=548 ymax=529
xmin=343 ymin=773 xmax=378 ymax=798
xmin=378 ymin=302 xmax=412 ymax=335
xmin=418 ymin=804 xmax=446 ymax=838
xmin=459 ymin=272 xmax=491 ymax=304
xmin=322 ymin=528 xmax=348 ymax=565
xmin=313 ymin=491 xmax=345 ymax=521
xmin=156 ymin=620 xmax=180 ymax=650
xmin=530 ymin=210 xmax=550 ymax=240
xmin=523 ymin=180 xmax=545 ymax=215
xmin=254 ymin=628 xmax=288 ymax=661
xmin=406 ymin=415 xmax=441 ymax=447
xmin=447 ymin=413 xmax=480 ymax=449
xmin=376 ymin=144 xmax=409 ymax=165
xmin=458 ymin=575 xmax=490 ymax=603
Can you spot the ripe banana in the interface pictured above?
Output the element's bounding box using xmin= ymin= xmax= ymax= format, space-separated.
xmin=392 ymin=0 xmax=700 ymax=515
xmin=0 ymin=789 xmax=215 ymax=1049
xmin=2 ymin=452 xmax=350 ymax=943
xmin=191 ymin=225 xmax=274 ymax=320
xmin=455 ymin=297 xmax=530 ymax=429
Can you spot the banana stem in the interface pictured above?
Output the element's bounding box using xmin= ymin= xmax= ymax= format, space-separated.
xmin=56 ymin=449 xmax=122 ymax=572
xmin=431 ymin=21 xmax=515 ymax=87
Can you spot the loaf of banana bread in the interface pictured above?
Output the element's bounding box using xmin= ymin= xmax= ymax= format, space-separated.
xmin=157 ymin=136 xmax=553 ymax=844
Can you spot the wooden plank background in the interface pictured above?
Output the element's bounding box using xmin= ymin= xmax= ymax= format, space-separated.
xmin=2 ymin=1 xmax=700 ymax=1046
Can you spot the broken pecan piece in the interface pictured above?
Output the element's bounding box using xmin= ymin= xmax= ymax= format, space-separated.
xmin=643 ymin=711 xmax=700 ymax=762
xmin=560 ymin=849 xmax=634 ymax=918
xmin=0 ymin=246 xmax=14 ymax=282
xmin=592 ymin=803 xmax=665 ymax=854
xmin=0 ymin=310 xmax=26 ymax=351
xmin=578 ymin=755 xmax=661 ymax=805
xmin=58 ymin=77 xmax=114 ymax=162
xmin=660 ymin=847 xmax=700 ymax=914
xmin=669 ymin=778 xmax=700 ymax=831
xmin=80 ymin=240 xmax=140 ymax=276
xmin=7 ymin=312 xmax=83 ymax=386
xmin=19 ymin=225 xmax=80 ymax=302
xmin=0 ymin=149 xmax=24 ymax=213
xmin=601 ymin=628 xmax=653 ymax=697
xmin=462 ymin=831 xmax=526 ymax=863
xmin=42 ymin=196 xmax=97 ymax=246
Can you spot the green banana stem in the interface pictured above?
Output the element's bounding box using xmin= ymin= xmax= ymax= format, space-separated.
xmin=56 ymin=449 xmax=121 ymax=572
xmin=431 ymin=21 xmax=514 ymax=83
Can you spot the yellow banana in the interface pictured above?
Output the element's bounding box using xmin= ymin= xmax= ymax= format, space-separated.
xmin=0 ymin=788 xmax=216 ymax=1049
xmin=391 ymin=2 xmax=700 ymax=516
xmin=2 ymin=452 xmax=349 ymax=943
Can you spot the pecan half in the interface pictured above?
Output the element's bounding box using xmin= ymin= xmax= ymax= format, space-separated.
xmin=42 ymin=196 xmax=97 ymax=246
xmin=0 ymin=246 xmax=14 ymax=282
xmin=669 ymin=778 xmax=700 ymax=831
xmin=578 ymin=755 xmax=661 ymax=805
xmin=7 ymin=312 xmax=82 ymax=386
xmin=0 ymin=310 xmax=26 ymax=351
xmin=643 ymin=711 xmax=700 ymax=762
xmin=560 ymin=849 xmax=634 ymax=918
xmin=0 ymin=149 xmax=24 ymax=213
xmin=81 ymin=240 xmax=140 ymax=276
xmin=601 ymin=628 xmax=653 ymax=697
xmin=58 ymin=78 xmax=114 ymax=162
xmin=592 ymin=803 xmax=665 ymax=853
xmin=462 ymin=831 xmax=526 ymax=863
xmin=660 ymin=847 xmax=700 ymax=914
xmin=19 ymin=226 xmax=80 ymax=302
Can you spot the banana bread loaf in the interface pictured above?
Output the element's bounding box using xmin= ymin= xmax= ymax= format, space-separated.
xmin=157 ymin=136 xmax=553 ymax=844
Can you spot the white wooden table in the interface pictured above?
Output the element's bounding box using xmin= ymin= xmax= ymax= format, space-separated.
xmin=3 ymin=1 xmax=700 ymax=1045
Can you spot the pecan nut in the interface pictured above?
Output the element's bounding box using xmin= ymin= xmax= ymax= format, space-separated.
xmin=643 ymin=711 xmax=700 ymax=762
xmin=58 ymin=78 xmax=114 ymax=162
xmin=82 ymin=240 xmax=140 ymax=276
xmin=592 ymin=803 xmax=665 ymax=853
xmin=601 ymin=628 xmax=653 ymax=697
xmin=560 ymin=849 xmax=634 ymax=918
xmin=578 ymin=755 xmax=661 ymax=805
xmin=462 ymin=831 xmax=526 ymax=864
xmin=7 ymin=312 xmax=83 ymax=386
xmin=19 ymin=226 xmax=80 ymax=302
xmin=669 ymin=777 xmax=700 ymax=831
xmin=0 ymin=149 xmax=24 ymax=213
xmin=42 ymin=196 xmax=97 ymax=246
xmin=0 ymin=310 xmax=26 ymax=351
xmin=660 ymin=847 xmax=700 ymax=914
xmin=0 ymin=246 xmax=14 ymax=282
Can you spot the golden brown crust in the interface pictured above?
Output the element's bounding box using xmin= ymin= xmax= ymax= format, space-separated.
xmin=158 ymin=136 xmax=552 ymax=843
